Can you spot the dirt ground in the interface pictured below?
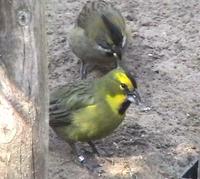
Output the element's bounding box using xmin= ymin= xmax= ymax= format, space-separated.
xmin=47 ymin=0 xmax=200 ymax=178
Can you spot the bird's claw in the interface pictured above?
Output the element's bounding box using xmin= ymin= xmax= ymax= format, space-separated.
xmin=78 ymin=154 xmax=104 ymax=174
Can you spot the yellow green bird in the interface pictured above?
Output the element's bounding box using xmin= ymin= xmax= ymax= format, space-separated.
xmin=69 ymin=0 xmax=128 ymax=79
xmin=49 ymin=67 xmax=141 ymax=169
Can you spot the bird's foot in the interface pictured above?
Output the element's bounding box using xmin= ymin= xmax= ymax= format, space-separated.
xmin=69 ymin=142 xmax=104 ymax=174
xmin=77 ymin=151 xmax=104 ymax=175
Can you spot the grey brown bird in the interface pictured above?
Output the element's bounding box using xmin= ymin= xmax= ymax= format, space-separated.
xmin=69 ymin=0 xmax=128 ymax=79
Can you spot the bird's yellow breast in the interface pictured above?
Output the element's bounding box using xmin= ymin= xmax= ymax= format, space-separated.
xmin=67 ymin=94 xmax=126 ymax=141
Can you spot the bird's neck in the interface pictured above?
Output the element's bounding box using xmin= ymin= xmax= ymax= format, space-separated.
xmin=95 ymin=79 xmax=130 ymax=115
xmin=118 ymin=99 xmax=131 ymax=115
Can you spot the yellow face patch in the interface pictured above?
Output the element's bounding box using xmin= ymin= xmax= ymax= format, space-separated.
xmin=114 ymin=72 xmax=134 ymax=90
xmin=106 ymin=94 xmax=126 ymax=115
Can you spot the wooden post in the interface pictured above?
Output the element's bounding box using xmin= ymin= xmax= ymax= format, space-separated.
xmin=0 ymin=0 xmax=48 ymax=178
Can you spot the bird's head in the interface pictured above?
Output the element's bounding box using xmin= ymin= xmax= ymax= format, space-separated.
xmin=95 ymin=15 xmax=127 ymax=61
xmin=101 ymin=68 xmax=141 ymax=115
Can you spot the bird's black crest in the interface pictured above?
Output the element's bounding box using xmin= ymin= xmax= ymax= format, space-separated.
xmin=101 ymin=15 xmax=123 ymax=47
xmin=127 ymin=72 xmax=137 ymax=89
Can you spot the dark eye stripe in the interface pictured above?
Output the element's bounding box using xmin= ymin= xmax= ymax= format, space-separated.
xmin=101 ymin=15 xmax=123 ymax=47
xmin=97 ymin=40 xmax=110 ymax=49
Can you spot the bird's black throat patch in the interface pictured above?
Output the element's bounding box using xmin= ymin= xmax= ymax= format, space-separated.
xmin=119 ymin=99 xmax=131 ymax=115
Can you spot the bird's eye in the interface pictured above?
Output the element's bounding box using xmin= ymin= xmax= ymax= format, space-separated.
xmin=120 ymin=83 xmax=127 ymax=90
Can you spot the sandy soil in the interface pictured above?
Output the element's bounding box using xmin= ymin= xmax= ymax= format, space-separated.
xmin=47 ymin=0 xmax=200 ymax=178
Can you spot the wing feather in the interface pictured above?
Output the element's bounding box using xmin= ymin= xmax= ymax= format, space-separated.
xmin=49 ymin=81 xmax=95 ymax=127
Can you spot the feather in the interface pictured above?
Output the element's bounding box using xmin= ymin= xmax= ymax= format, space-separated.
xmin=101 ymin=14 xmax=123 ymax=47
xmin=49 ymin=81 xmax=95 ymax=127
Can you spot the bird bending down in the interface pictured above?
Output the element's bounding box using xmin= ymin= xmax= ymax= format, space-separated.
xmin=69 ymin=0 xmax=128 ymax=79
xmin=49 ymin=67 xmax=141 ymax=171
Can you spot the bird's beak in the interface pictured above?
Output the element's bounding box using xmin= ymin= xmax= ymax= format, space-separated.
xmin=113 ymin=52 xmax=121 ymax=60
xmin=127 ymin=90 xmax=141 ymax=105
xmin=113 ymin=47 xmax=122 ymax=60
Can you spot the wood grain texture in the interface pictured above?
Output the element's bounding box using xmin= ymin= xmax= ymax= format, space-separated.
xmin=0 ymin=0 xmax=48 ymax=178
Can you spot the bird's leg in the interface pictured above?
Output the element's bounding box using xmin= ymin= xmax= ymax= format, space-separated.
xmin=115 ymin=58 xmax=122 ymax=68
xmin=88 ymin=141 xmax=100 ymax=156
xmin=68 ymin=141 xmax=85 ymax=163
xmin=68 ymin=141 xmax=103 ymax=173
xmin=112 ymin=52 xmax=119 ymax=68
xmin=80 ymin=60 xmax=88 ymax=79
xmin=89 ymin=141 xmax=113 ymax=157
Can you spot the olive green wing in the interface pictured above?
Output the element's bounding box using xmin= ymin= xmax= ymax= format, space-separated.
xmin=49 ymin=81 xmax=95 ymax=127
